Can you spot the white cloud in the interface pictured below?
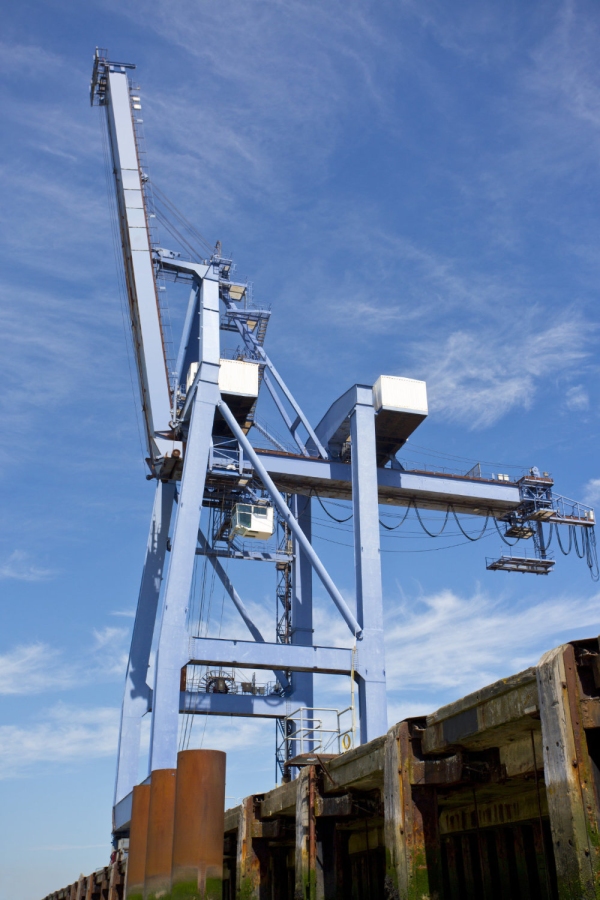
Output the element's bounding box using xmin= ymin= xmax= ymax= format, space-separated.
xmin=0 ymin=643 xmax=75 ymax=695
xmin=0 ymin=705 xmax=119 ymax=779
xmin=0 ymin=550 xmax=55 ymax=582
xmin=384 ymin=585 xmax=600 ymax=695
xmin=0 ymin=628 xmax=131 ymax=697
xmin=92 ymin=627 xmax=129 ymax=677
xmin=416 ymin=311 xmax=591 ymax=428
xmin=565 ymin=384 xmax=589 ymax=410
xmin=584 ymin=478 xmax=600 ymax=507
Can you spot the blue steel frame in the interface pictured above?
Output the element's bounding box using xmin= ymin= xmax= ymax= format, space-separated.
xmin=94 ymin=55 xmax=594 ymax=827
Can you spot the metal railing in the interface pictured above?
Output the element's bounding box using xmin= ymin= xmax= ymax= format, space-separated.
xmin=278 ymin=706 xmax=354 ymax=760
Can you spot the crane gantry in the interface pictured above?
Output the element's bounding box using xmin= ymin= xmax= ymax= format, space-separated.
xmin=90 ymin=49 xmax=597 ymax=838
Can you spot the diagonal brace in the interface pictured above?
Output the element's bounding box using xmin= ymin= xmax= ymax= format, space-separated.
xmin=219 ymin=400 xmax=362 ymax=639
xmin=197 ymin=529 xmax=290 ymax=691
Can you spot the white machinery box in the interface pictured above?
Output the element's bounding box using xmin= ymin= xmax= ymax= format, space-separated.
xmin=373 ymin=375 xmax=428 ymax=414
xmin=186 ymin=359 xmax=260 ymax=398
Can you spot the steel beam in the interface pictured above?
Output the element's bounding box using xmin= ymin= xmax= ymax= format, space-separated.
xmin=195 ymin=546 xmax=293 ymax=563
xmin=114 ymin=481 xmax=175 ymax=805
xmin=149 ymin=275 xmax=220 ymax=772
xmin=291 ymin=494 xmax=315 ymax=726
xmin=350 ymin=386 xmax=388 ymax=742
xmin=105 ymin=70 xmax=172 ymax=459
xmin=174 ymin=284 xmax=199 ymax=393
xmin=253 ymin=451 xmax=521 ymax=515
xmin=179 ymin=691 xmax=288 ymax=717
xmin=219 ymin=401 xmax=362 ymax=638
xmin=196 ymin=530 xmax=290 ymax=691
xmin=196 ymin=531 xmax=265 ymax=644
xmin=188 ymin=637 xmax=353 ymax=675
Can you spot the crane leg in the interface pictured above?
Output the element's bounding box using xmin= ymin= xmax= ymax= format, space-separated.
xmin=114 ymin=481 xmax=175 ymax=805
xmin=148 ymin=382 xmax=219 ymax=772
xmin=351 ymin=388 xmax=388 ymax=743
xmin=290 ymin=494 xmax=314 ymax=754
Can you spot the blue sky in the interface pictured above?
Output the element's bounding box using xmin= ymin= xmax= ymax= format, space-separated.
xmin=2 ymin=1 xmax=600 ymax=897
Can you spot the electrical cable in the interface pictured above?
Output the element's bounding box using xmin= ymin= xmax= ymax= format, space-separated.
xmin=492 ymin=515 xmax=520 ymax=546
xmin=311 ymin=490 xmax=353 ymax=523
xmin=414 ymin=502 xmax=450 ymax=537
xmin=379 ymin=500 xmax=413 ymax=530
xmin=586 ymin=528 xmax=600 ymax=581
xmin=450 ymin=505 xmax=490 ymax=542
xmin=573 ymin=525 xmax=585 ymax=559
xmin=556 ymin=524 xmax=573 ymax=555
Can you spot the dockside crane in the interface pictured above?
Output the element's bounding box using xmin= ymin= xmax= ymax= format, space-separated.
xmin=90 ymin=50 xmax=597 ymax=840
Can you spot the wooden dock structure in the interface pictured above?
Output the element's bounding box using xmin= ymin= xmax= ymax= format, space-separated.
xmin=42 ymin=636 xmax=600 ymax=899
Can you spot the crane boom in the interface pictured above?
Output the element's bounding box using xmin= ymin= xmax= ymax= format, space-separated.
xmin=91 ymin=51 xmax=173 ymax=461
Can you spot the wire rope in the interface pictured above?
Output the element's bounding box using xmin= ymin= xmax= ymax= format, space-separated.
xmin=151 ymin=182 xmax=215 ymax=255
xmin=404 ymin=442 xmax=527 ymax=471
xmin=313 ymin=532 xmax=495 ymax=553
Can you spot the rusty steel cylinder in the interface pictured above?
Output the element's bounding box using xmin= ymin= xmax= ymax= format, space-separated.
xmin=171 ymin=749 xmax=226 ymax=900
xmin=144 ymin=768 xmax=177 ymax=899
xmin=125 ymin=783 xmax=151 ymax=900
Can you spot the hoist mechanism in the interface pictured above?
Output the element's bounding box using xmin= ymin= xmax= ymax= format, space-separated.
xmin=90 ymin=50 xmax=597 ymax=839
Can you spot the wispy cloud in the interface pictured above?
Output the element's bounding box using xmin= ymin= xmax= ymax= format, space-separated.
xmin=0 ymin=704 xmax=119 ymax=779
xmin=565 ymin=384 xmax=589 ymax=411
xmin=584 ymin=478 xmax=600 ymax=507
xmin=0 ymin=643 xmax=75 ymax=695
xmin=92 ymin=626 xmax=129 ymax=677
xmin=415 ymin=310 xmax=591 ymax=428
xmin=385 ymin=584 xmax=600 ymax=696
xmin=0 ymin=550 xmax=56 ymax=582
xmin=0 ymin=628 xmax=130 ymax=697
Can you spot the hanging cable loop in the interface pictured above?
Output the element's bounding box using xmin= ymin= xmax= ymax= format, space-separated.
xmin=573 ymin=525 xmax=586 ymax=559
xmin=379 ymin=499 xmax=414 ymax=530
xmin=311 ymin=489 xmax=353 ymax=523
xmin=414 ymin=502 xmax=450 ymax=538
xmin=450 ymin=505 xmax=490 ymax=542
xmin=492 ymin=514 xmax=520 ymax=546
xmin=585 ymin=528 xmax=600 ymax=581
xmin=555 ymin=524 xmax=573 ymax=555
xmin=541 ymin=522 xmax=553 ymax=551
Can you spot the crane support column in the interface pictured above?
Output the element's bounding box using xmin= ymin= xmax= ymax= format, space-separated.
xmin=291 ymin=494 xmax=314 ymax=741
xmin=350 ymin=386 xmax=387 ymax=742
xmin=149 ymin=275 xmax=220 ymax=771
xmin=115 ymin=481 xmax=175 ymax=804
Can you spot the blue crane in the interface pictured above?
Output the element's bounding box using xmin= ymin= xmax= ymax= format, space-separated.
xmin=90 ymin=50 xmax=597 ymax=838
